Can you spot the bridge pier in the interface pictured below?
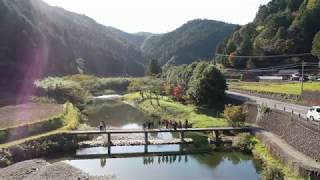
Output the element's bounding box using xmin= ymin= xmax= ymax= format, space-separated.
xmin=144 ymin=132 xmax=149 ymax=145
xmin=108 ymin=145 xmax=111 ymax=155
xmin=107 ymin=133 xmax=111 ymax=145
xmin=214 ymin=130 xmax=220 ymax=142
xmin=144 ymin=145 xmax=148 ymax=153
xmin=180 ymin=131 xmax=185 ymax=143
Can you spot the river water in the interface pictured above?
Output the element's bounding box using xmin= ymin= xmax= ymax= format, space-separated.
xmin=59 ymin=98 xmax=262 ymax=179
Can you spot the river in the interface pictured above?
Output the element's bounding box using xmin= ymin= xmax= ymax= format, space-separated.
xmin=55 ymin=97 xmax=263 ymax=179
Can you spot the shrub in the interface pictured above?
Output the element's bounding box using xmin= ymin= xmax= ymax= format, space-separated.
xmin=224 ymin=105 xmax=245 ymax=127
xmin=232 ymin=133 xmax=253 ymax=152
xmin=262 ymin=165 xmax=285 ymax=180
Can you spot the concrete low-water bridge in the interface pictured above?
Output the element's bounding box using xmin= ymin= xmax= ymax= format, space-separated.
xmin=66 ymin=127 xmax=254 ymax=146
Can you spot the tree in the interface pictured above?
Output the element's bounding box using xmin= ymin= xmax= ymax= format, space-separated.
xmin=172 ymin=84 xmax=185 ymax=101
xmin=146 ymin=59 xmax=162 ymax=76
xmin=312 ymin=31 xmax=320 ymax=59
xmin=187 ymin=62 xmax=227 ymax=105
xmin=287 ymin=0 xmax=303 ymax=11
xmin=224 ymin=105 xmax=245 ymax=127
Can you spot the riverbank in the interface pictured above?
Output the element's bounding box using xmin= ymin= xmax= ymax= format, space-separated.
xmin=0 ymin=159 xmax=113 ymax=180
xmin=123 ymin=92 xmax=228 ymax=128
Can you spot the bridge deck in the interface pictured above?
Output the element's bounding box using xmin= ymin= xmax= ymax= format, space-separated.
xmin=74 ymin=150 xmax=209 ymax=159
xmin=65 ymin=127 xmax=253 ymax=135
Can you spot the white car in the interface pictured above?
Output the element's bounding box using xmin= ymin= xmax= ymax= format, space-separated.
xmin=307 ymin=106 xmax=320 ymax=121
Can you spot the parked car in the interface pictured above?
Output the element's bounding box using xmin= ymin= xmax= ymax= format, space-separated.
xmin=291 ymin=73 xmax=301 ymax=81
xmin=291 ymin=73 xmax=308 ymax=81
xmin=307 ymin=106 xmax=320 ymax=121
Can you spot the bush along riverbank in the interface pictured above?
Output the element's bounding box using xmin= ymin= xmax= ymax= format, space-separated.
xmin=0 ymin=103 xmax=80 ymax=167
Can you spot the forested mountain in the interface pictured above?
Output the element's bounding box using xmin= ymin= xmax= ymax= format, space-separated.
xmin=141 ymin=19 xmax=236 ymax=67
xmin=0 ymin=0 xmax=146 ymax=93
xmin=216 ymin=0 xmax=320 ymax=69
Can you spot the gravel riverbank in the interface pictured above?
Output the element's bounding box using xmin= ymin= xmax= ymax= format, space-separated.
xmin=0 ymin=159 xmax=113 ymax=180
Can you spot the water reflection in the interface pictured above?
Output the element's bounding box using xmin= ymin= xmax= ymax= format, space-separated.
xmin=82 ymin=100 xmax=156 ymax=128
xmin=143 ymin=155 xmax=188 ymax=165
xmin=65 ymin=145 xmax=262 ymax=179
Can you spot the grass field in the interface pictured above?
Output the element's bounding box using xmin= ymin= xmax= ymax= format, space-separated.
xmin=123 ymin=93 xmax=228 ymax=128
xmin=229 ymin=82 xmax=320 ymax=95
xmin=0 ymin=103 xmax=64 ymax=129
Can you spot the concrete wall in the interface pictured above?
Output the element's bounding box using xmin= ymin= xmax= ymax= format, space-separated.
xmin=245 ymin=102 xmax=320 ymax=161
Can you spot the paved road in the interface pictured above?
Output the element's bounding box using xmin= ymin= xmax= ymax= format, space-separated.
xmin=226 ymin=90 xmax=310 ymax=118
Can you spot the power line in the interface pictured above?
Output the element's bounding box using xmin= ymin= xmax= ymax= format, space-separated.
xmin=238 ymin=63 xmax=319 ymax=72
xmin=216 ymin=53 xmax=313 ymax=59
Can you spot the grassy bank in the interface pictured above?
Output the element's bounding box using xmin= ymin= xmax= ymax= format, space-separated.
xmin=123 ymin=92 xmax=228 ymax=127
xmin=250 ymin=137 xmax=300 ymax=179
xmin=230 ymin=82 xmax=320 ymax=95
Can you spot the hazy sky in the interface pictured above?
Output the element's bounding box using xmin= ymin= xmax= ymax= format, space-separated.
xmin=43 ymin=0 xmax=271 ymax=33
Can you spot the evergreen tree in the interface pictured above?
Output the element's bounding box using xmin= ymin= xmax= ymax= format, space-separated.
xmin=146 ymin=59 xmax=162 ymax=75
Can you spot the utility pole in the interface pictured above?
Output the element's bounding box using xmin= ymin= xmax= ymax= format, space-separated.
xmin=301 ymin=61 xmax=305 ymax=95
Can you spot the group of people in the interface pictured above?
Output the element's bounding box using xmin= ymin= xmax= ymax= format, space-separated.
xmin=98 ymin=119 xmax=191 ymax=131
xmin=143 ymin=119 xmax=191 ymax=130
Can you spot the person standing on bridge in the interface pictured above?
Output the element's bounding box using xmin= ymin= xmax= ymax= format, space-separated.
xmin=165 ymin=120 xmax=169 ymax=129
xmin=185 ymin=119 xmax=189 ymax=129
xmin=178 ymin=120 xmax=182 ymax=128
xmin=173 ymin=121 xmax=177 ymax=131
xmin=99 ymin=121 xmax=105 ymax=131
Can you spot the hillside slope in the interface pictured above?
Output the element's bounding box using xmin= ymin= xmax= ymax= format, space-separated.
xmin=216 ymin=0 xmax=320 ymax=69
xmin=0 ymin=0 xmax=145 ymax=93
xmin=141 ymin=19 xmax=236 ymax=67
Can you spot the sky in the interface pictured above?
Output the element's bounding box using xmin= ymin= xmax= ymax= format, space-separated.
xmin=43 ymin=0 xmax=271 ymax=34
